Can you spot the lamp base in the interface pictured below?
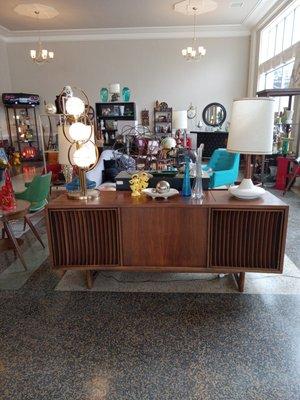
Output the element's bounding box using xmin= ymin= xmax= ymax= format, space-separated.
xmin=67 ymin=189 xmax=100 ymax=201
xmin=228 ymin=178 xmax=265 ymax=200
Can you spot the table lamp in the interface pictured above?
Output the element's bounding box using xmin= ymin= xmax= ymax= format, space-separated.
xmin=227 ymin=97 xmax=275 ymax=199
xmin=173 ymin=110 xmax=188 ymax=147
xmin=59 ymin=86 xmax=99 ymax=200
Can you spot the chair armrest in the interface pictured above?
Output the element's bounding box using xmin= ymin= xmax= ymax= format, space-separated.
xmin=210 ymin=169 xmax=238 ymax=188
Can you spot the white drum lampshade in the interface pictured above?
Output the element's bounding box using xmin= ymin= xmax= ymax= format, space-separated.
xmin=109 ymin=83 xmax=120 ymax=94
xmin=227 ymin=98 xmax=275 ymax=155
xmin=173 ymin=111 xmax=188 ymax=130
xmin=227 ymin=97 xmax=275 ymax=200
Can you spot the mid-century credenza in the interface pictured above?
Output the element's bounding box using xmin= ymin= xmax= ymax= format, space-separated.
xmin=46 ymin=191 xmax=288 ymax=291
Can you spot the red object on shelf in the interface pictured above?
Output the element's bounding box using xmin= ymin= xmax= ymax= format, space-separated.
xmin=275 ymin=156 xmax=294 ymax=190
xmin=22 ymin=146 xmax=37 ymax=160
xmin=42 ymin=164 xmax=62 ymax=182
xmin=0 ymin=169 xmax=16 ymax=211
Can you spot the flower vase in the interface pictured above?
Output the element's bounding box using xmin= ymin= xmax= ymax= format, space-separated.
xmin=182 ymin=156 xmax=191 ymax=197
xmin=192 ymin=144 xmax=204 ymax=200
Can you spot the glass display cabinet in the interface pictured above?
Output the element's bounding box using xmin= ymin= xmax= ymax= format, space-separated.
xmin=2 ymin=93 xmax=41 ymax=161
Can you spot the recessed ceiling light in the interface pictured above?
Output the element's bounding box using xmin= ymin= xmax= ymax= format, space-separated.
xmin=230 ymin=1 xmax=244 ymax=7
xmin=14 ymin=3 xmax=59 ymax=19
xmin=174 ymin=0 xmax=218 ymax=16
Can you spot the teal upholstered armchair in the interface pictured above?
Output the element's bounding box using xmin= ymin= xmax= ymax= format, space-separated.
xmin=202 ymin=148 xmax=240 ymax=189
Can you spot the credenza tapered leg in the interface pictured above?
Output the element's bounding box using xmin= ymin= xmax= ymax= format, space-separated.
xmin=85 ymin=270 xmax=98 ymax=289
xmin=233 ymin=272 xmax=245 ymax=292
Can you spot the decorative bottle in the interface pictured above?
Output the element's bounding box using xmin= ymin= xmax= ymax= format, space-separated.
xmin=182 ymin=156 xmax=191 ymax=197
xmin=192 ymin=144 xmax=204 ymax=200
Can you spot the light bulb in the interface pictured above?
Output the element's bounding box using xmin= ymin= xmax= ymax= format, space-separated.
xmin=69 ymin=122 xmax=91 ymax=142
xmin=182 ymin=49 xmax=187 ymax=56
xmin=65 ymin=96 xmax=85 ymax=116
xmin=202 ymin=48 xmax=206 ymax=55
xmin=30 ymin=50 xmax=36 ymax=59
xmin=49 ymin=51 xmax=54 ymax=59
xmin=72 ymin=142 xmax=96 ymax=168
xmin=187 ymin=47 xmax=192 ymax=54
xmin=42 ymin=49 xmax=48 ymax=59
xmin=191 ymin=50 xmax=196 ymax=57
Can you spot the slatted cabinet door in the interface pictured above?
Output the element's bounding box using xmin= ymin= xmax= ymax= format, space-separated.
xmin=48 ymin=208 xmax=120 ymax=268
xmin=210 ymin=208 xmax=287 ymax=272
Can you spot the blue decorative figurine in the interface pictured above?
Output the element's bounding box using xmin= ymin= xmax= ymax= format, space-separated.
xmin=182 ymin=156 xmax=191 ymax=197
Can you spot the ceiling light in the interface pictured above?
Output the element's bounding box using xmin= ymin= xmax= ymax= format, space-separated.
xmin=181 ymin=6 xmax=206 ymax=61
xmin=29 ymin=10 xmax=54 ymax=65
xmin=14 ymin=3 xmax=59 ymax=19
xmin=174 ymin=0 xmax=217 ymax=15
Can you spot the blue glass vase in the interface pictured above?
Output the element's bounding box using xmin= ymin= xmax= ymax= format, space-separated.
xmin=122 ymin=87 xmax=131 ymax=102
xmin=100 ymin=87 xmax=109 ymax=102
xmin=182 ymin=156 xmax=191 ymax=197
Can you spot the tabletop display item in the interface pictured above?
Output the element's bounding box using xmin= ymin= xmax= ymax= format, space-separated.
xmin=182 ymin=156 xmax=191 ymax=197
xmin=109 ymin=84 xmax=121 ymax=102
xmin=122 ymin=87 xmax=131 ymax=102
xmin=58 ymin=86 xmax=99 ymax=200
xmin=227 ymin=98 xmax=275 ymax=200
xmin=192 ymin=144 xmax=204 ymax=200
xmin=142 ymin=187 xmax=179 ymax=200
xmin=0 ymin=169 xmax=16 ymax=211
xmin=100 ymin=88 xmax=109 ymax=103
xmin=129 ymin=172 xmax=150 ymax=197
xmin=45 ymin=103 xmax=57 ymax=115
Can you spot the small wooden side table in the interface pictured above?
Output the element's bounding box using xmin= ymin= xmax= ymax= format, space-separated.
xmin=0 ymin=200 xmax=30 ymax=270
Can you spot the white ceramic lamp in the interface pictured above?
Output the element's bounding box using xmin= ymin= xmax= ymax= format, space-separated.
xmin=227 ymin=97 xmax=275 ymax=199
xmin=173 ymin=110 xmax=188 ymax=147
xmin=172 ymin=111 xmax=188 ymax=130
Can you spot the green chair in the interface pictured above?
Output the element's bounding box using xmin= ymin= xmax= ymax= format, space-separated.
xmin=15 ymin=172 xmax=52 ymax=248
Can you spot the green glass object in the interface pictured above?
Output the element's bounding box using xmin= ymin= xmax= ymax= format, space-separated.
xmin=100 ymin=88 xmax=109 ymax=103
xmin=122 ymin=87 xmax=131 ymax=102
xmin=282 ymin=138 xmax=289 ymax=155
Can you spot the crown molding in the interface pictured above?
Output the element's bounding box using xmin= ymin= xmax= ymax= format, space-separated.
xmin=242 ymin=0 xmax=287 ymax=28
xmin=1 ymin=25 xmax=250 ymax=43
xmin=0 ymin=24 xmax=10 ymax=41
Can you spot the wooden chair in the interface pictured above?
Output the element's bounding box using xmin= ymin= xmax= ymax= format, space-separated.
xmin=283 ymin=157 xmax=300 ymax=195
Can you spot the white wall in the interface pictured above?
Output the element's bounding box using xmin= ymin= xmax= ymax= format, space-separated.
xmin=0 ymin=39 xmax=11 ymax=140
xmin=6 ymin=36 xmax=250 ymax=132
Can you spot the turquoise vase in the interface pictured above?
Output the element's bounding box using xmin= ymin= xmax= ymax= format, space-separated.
xmin=100 ymin=88 xmax=109 ymax=103
xmin=182 ymin=156 xmax=191 ymax=197
xmin=122 ymin=87 xmax=131 ymax=102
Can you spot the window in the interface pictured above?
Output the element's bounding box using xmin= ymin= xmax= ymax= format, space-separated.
xmin=258 ymin=0 xmax=300 ymax=93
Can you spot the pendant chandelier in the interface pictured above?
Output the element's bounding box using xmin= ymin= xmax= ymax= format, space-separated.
xmin=30 ymin=11 xmax=54 ymax=64
xmin=181 ymin=6 xmax=206 ymax=61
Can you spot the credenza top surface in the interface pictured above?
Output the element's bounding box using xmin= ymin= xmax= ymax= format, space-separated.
xmin=47 ymin=190 xmax=288 ymax=210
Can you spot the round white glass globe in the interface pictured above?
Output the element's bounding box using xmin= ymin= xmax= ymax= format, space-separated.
xmin=65 ymin=96 xmax=85 ymax=116
xmin=72 ymin=142 xmax=96 ymax=168
xmin=69 ymin=122 xmax=91 ymax=142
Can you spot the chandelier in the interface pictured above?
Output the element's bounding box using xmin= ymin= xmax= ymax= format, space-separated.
xmin=181 ymin=6 xmax=206 ymax=61
xmin=30 ymin=11 xmax=54 ymax=64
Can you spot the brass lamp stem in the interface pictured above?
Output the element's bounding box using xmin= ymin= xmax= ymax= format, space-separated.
xmin=79 ymin=168 xmax=87 ymax=198
xmin=245 ymin=154 xmax=252 ymax=179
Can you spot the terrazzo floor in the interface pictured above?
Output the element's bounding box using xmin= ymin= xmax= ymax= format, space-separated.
xmin=0 ymin=186 xmax=299 ymax=399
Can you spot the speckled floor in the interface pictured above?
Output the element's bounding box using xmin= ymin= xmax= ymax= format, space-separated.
xmin=0 ymin=187 xmax=299 ymax=399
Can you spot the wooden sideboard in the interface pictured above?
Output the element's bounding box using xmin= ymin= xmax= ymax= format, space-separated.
xmin=46 ymin=191 xmax=288 ymax=291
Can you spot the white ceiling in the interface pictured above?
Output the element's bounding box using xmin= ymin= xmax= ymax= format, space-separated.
xmin=0 ymin=0 xmax=278 ymax=31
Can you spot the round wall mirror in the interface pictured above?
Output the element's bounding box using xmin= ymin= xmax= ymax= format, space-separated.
xmin=202 ymin=103 xmax=227 ymax=127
